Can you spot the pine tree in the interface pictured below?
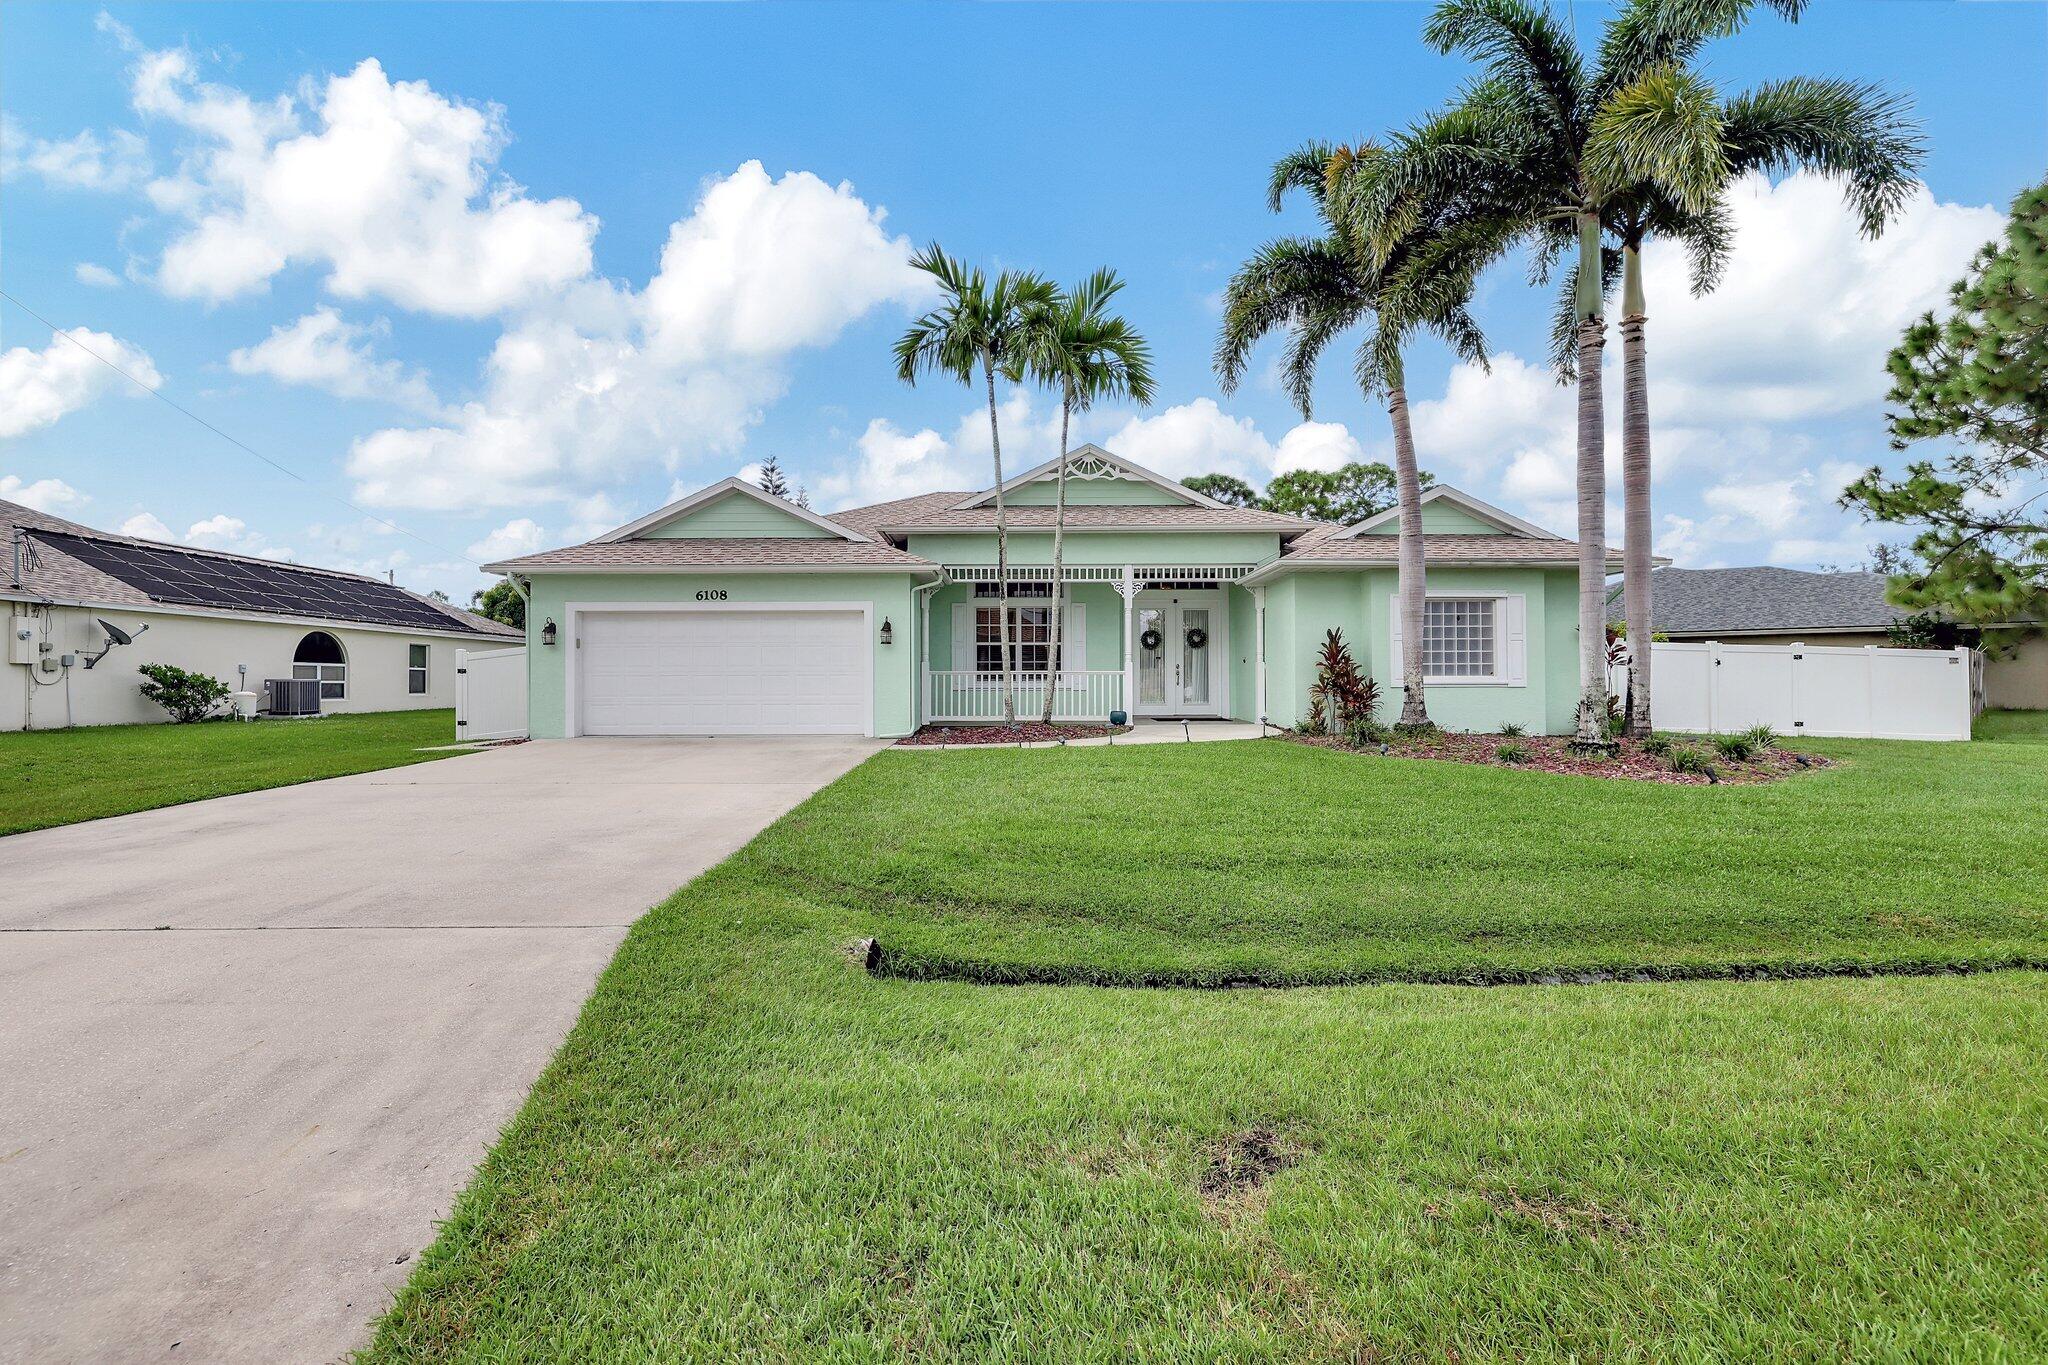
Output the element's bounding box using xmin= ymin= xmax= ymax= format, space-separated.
xmin=754 ymin=456 xmax=795 ymax=500
xmin=1844 ymin=177 xmax=2047 ymax=648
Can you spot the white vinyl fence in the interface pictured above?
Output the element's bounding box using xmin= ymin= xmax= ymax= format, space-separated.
xmin=1620 ymin=641 xmax=1976 ymax=741
xmin=455 ymin=645 xmax=528 ymax=741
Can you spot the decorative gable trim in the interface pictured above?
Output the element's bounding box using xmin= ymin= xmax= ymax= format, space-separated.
xmin=950 ymin=444 xmax=1228 ymax=511
xmin=1336 ymin=485 xmax=1565 ymax=541
xmin=593 ymin=477 xmax=867 ymax=544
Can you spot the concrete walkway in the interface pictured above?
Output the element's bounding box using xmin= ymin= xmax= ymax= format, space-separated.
xmin=0 ymin=736 xmax=883 ymax=1364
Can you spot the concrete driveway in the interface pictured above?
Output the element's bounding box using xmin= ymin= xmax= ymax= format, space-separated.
xmin=0 ymin=735 xmax=883 ymax=1364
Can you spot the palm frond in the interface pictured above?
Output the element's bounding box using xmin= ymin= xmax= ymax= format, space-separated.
xmin=1594 ymin=0 xmax=1806 ymax=98
xmin=1424 ymin=0 xmax=1588 ymax=145
xmin=1721 ymin=76 xmax=1924 ymax=236
xmin=1586 ymin=63 xmax=1728 ymax=213
xmin=1213 ymin=236 xmax=1364 ymax=393
xmin=1268 ymin=140 xmax=1343 ymax=214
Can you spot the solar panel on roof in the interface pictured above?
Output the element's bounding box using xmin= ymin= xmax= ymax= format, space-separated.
xmin=32 ymin=531 xmax=461 ymax=632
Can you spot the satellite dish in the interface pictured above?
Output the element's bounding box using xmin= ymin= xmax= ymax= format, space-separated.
xmin=83 ymin=618 xmax=148 ymax=669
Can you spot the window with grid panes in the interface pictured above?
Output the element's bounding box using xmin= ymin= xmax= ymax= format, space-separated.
xmin=1422 ymin=598 xmax=1496 ymax=678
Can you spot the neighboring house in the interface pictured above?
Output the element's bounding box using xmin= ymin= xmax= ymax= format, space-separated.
xmin=482 ymin=444 xmax=1620 ymax=739
xmin=1609 ymin=565 xmax=2047 ymax=710
xmin=4 ymin=499 xmax=519 ymax=732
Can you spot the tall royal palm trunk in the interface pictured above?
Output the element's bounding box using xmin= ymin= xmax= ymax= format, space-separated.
xmin=1572 ymin=212 xmax=1613 ymax=747
xmin=1386 ymin=366 xmax=1430 ymax=728
xmin=1619 ymin=244 xmax=1653 ymax=739
xmin=1040 ymin=388 xmax=1073 ymax=725
xmin=983 ymin=356 xmax=1016 ymax=727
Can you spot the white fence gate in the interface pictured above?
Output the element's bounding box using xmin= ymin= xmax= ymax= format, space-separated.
xmin=1621 ymin=641 xmax=1975 ymax=741
xmin=455 ymin=646 xmax=528 ymax=741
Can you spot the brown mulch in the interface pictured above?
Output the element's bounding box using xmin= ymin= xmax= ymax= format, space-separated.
xmin=1286 ymin=729 xmax=1830 ymax=784
xmin=897 ymin=722 xmax=1133 ymax=746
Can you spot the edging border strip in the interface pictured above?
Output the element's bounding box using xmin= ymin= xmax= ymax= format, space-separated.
xmin=859 ymin=940 xmax=2048 ymax=991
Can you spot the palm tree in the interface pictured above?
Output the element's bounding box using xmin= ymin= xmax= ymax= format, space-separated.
xmin=1016 ymin=269 xmax=1157 ymax=724
xmin=895 ymin=245 xmax=1058 ymax=727
xmin=1393 ymin=0 xmax=1918 ymax=742
xmin=1217 ymin=138 xmax=1495 ymax=728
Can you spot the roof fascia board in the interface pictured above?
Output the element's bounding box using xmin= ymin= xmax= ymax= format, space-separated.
xmin=950 ymin=444 xmax=1228 ymax=511
xmin=592 ymin=478 xmax=867 ymax=543
xmin=1338 ymin=485 xmax=1565 ymax=541
xmin=0 ymin=589 xmax=517 ymax=640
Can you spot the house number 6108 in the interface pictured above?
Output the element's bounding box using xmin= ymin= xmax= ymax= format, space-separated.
xmin=695 ymin=589 xmax=728 ymax=601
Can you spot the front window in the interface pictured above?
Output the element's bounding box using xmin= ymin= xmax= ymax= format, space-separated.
xmin=971 ymin=581 xmax=1056 ymax=674
xmin=407 ymin=643 xmax=428 ymax=695
xmin=292 ymin=631 xmax=347 ymax=699
xmin=1422 ymin=598 xmax=1497 ymax=679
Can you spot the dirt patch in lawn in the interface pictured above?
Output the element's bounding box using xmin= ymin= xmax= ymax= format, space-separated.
xmin=897 ymin=722 xmax=1132 ymax=746
xmin=1286 ymin=729 xmax=1830 ymax=784
xmin=1199 ymin=1127 xmax=1301 ymax=1217
xmin=1471 ymin=1187 xmax=1641 ymax=1241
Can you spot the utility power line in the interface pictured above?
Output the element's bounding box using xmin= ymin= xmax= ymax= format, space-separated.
xmin=1 ymin=289 xmax=482 ymax=570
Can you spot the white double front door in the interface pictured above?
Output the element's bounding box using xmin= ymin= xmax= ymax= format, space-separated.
xmin=1133 ymin=590 xmax=1224 ymax=717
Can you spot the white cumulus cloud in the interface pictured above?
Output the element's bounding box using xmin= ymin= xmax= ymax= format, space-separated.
xmin=0 ymin=328 xmax=162 ymax=439
xmin=119 ymin=511 xmax=174 ymax=539
xmin=466 ymin=517 xmax=549 ymax=562
xmin=74 ymin=263 xmax=123 ymax=289
xmin=227 ymin=307 xmax=442 ymax=414
xmin=0 ymin=475 xmax=89 ymax=514
xmin=1 ymin=116 xmax=151 ymax=191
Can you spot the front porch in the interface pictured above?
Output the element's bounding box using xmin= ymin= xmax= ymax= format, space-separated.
xmin=917 ymin=563 xmax=1263 ymax=725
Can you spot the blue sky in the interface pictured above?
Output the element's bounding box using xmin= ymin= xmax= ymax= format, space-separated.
xmin=4 ymin=1 xmax=2043 ymax=603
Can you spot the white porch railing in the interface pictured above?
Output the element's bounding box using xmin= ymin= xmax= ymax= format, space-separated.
xmin=925 ymin=669 xmax=1124 ymax=723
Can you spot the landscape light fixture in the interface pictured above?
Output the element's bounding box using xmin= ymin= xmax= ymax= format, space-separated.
xmin=541 ymin=618 xmax=558 ymax=647
xmin=880 ymin=617 xmax=893 ymax=646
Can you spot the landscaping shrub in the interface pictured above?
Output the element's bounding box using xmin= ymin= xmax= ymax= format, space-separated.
xmin=1667 ymin=743 xmax=1713 ymax=775
xmin=1743 ymin=723 xmax=1779 ymax=752
xmin=1494 ymin=741 xmax=1531 ymax=764
xmin=1498 ymin=721 xmax=1526 ymax=737
xmin=137 ymin=663 xmax=231 ymax=723
xmin=1714 ymin=733 xmax=1757 ymax=762
xmin=1345 ymin=714 xmax=1390 ymax=748
xmin=1307 ymin=629 xmax=1373 ymax=732
xmin=1642 ymin=732 xmax=1675 ymax=756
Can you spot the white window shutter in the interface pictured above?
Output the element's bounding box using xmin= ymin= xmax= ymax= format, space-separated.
xmin=951 ymin=602 xmax=972 ymax=671
xmin=1504 ymin=594 xmax=1527 ymax=685
xmin=1388 ymin=594 xmax=1404 ymax=680
xmin=1063 ymin=602 xmax=1087 ymax=670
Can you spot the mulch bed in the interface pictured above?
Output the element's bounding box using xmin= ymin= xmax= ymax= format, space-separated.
xmin=897 ymin=722 xmax=1132 ymax=746
xmin=1285 ymin=729 xmax=1831 ymax=784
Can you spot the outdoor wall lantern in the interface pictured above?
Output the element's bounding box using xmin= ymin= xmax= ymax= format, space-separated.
xmin=880 ymin=617 xmax=894 ymax=646
xmin=541 ymin=617 xmax=558 ymax=647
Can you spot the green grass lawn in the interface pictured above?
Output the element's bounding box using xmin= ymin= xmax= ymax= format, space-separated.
xmin=367 ymin=718 xmax=2048 ymax=1362
xmin=0 ymin=709 xmax=466 ymax=835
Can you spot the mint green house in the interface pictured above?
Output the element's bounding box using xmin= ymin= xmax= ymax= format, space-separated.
xmin=483 ymin=445 xmax=1617 ymax=739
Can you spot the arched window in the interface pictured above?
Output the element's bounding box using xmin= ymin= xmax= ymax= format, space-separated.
xmin=293 ymin=631 xmax=347 ymax=699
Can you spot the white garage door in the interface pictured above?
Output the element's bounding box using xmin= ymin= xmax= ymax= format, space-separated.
xmin=578 ymin=609 xmax=869 ymax=735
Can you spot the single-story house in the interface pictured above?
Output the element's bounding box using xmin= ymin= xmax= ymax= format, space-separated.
xmin=482 ymin=444 xmax=1620 ymax=739
xmin=4 ymin=498 xmax=519 ymax=731
xmin=1609 ymin=565 xmax=2047 ymax=710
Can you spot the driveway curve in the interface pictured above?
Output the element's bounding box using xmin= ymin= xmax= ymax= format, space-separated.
xmin=0 ymin=735 xmax=882 ymax=1364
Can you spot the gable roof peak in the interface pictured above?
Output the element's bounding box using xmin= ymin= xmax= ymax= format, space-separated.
xmin=593 ymin=476 xmax=867 ymax=544
xmin=1336 ymin=484 xmax=1565 ymax=540
xmin=951 ymin=444 xmax=1228 ymax=511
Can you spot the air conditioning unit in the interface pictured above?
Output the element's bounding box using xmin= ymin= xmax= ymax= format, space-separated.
xmin=263 ymin=678 xmax=321 ymax=716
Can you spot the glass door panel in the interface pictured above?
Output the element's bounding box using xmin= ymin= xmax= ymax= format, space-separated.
xmin=1178 ymin=608 xmax=1211 ymax=707
xmin=1136 ymin=606 xmax=1167 ymax=707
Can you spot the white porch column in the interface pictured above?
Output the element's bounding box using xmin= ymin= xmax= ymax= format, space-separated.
xmin=1119 ymin=563 xmax=1138 ymax=717
xmin=918 ymin=581 xmax=936 ymax=727
xmin=1253 ymin=584 xmax=1267 ymax=725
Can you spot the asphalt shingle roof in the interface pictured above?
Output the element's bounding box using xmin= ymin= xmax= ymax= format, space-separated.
xmin=1279 ymin=532 xmax=1621 ymax=567
xmin=482 ymin=536 xmax=932 ymax=571
xmin=2 ymin=499 xmax=518 ymax=638
xmin=1608 ymin=566 xmax=1909 ymax=634
xmin=834 ymin=492 xmax=1321 ymax=533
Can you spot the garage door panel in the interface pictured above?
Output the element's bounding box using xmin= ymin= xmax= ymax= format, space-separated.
xmin=579 ymin=609 xmax=869 ymax=735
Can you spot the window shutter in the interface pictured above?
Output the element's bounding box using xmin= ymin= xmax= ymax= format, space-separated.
xmin=1063 ymin=602 xmax=1087 ymax=671
xmin=951 ymin=602 xmax=972 ymax=672
xmin=1504 ymin=594 xmax=1527 ymax=685
xmin=1388 ymin=595 xmax=1404 ymax=680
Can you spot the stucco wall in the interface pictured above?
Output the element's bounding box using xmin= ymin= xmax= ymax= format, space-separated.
xmin=1259 ymin=566 xmax=1582 ymax=735
xmin=2 ymin=600 xmax=487 ymax=732
xmin=520 ymin=571 xmax=921 ymax=739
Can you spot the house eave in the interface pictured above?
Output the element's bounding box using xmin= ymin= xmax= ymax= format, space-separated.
xmin=0 ymin=586 xmax=519 ymax=641
xmin=480 ymin=561 xmax=943 ymax=580
xmin=1243 ymin=555 xmax=1619 ymax=586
